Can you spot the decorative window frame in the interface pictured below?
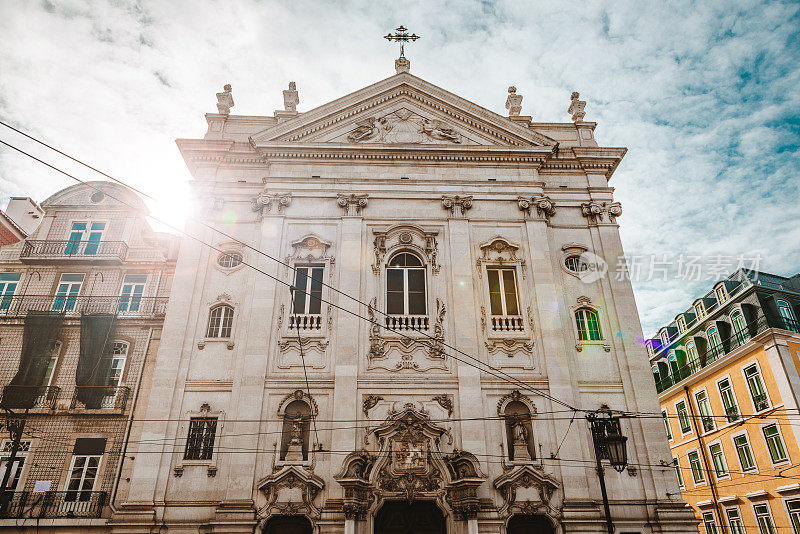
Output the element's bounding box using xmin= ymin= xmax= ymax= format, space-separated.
xmin=560 ymin=243 xmax=589 ymax=278
xmin=687 ymin=448 xmax=706 ymax=486
xmin=198 ymin=294 xmax=238 ymax=350
xmin=570 ymin=296 xmax=610 ymax=352
xmin=729 ymin=428 xmax=758 ymax=474
xmin=477 ymin=237 xmax=532 ymax=341
xmin=714 ymin=284 xmax=728 ymax=304
xmin=0 ymin=437 xmax=35 ymax=491
xmin=496 ymin=390 xmax=539 ymax=468
xmin=740 ymin=360 xmax=771 ymax=414
xmin=173 ymin=402 xmax=225 ymax=478
xmin=280 ymin=234 xmax=335 ymax=339
xmin=706 ymin=438 xmax=731 ymax=481
xmin=715 ymin=374 xmax=740 ymax=424
xmin=372 ymin=224 xmax=440 ymax=276
xmin=694 ymin=300 xmax=706 ymax=318
xmin=759 ymin=419 xmax=790 ymax=467
xmin=675 ymin=399 xmax=693 ymax=437
xmin=662 ymin=409 xmax=673 ymax=442
xmin=274 ymin=390 xmax=319 ymax=468
xmin=376 ymin=252 xmax=437 ymax=339
xmin=672 ymin=455 xmax=684 ymax=488
xmin=694 ymin=386 xmax=716 ymax=434
xmin=213 ymin=242 xmax=246 ymax=274
xmin=58 ymin=433 xmax=112 ymax=493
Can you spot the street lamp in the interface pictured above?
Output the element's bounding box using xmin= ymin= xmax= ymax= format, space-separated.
xmin=587 ymin=405 xmax=629 ymax=534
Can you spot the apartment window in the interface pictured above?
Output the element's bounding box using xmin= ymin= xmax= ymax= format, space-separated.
xmin=744 ymin=364 xmax=770 ymax=411
xmin=0 ymin=439 xmax=31 ymax=491
xmin=668 ymin=352 xmax=680 ymax=376
xmin=65 ymin=438 xmax=105 ymax=503
xmin=763 ymin=424 xmax=788 ymax=464
xmin=487 ymin=268 xmax=520 ymax=317
xmin=677 ymin=316 xmax=687 ymax=332
xmin=119 ymin=274 xmax=147 ymax=312
xmin=217 ymin=251 xmax=242 ymax=269
xmin=702 ymin=512 xmax=719 ymax=534
xmin=206 ymin=305 xmax=234 ymax=338
xmin=673 ymin=457 xmax=684 ymax=488
xmin=733 ymin=434 xmax=756 ymax=472
xmin=292 ymin=266 xmax=324 ymax=315
xmin=718 ymin=378 xmax=739 ymax=422
xmin=676 ymin=401 xmax=692 ymax=433
xmin=695 ymin=390 xmax=715 ymax=432
xmin=184 ymin=417 xmax=217 ymax=460
xmin=66 ymin=221 xmax=105 ymax=255
xmin=0 ymin=273 xmax=20 ymax=310
xmin=575 ymin=308 xmax=602 ymax=341
xmin=386 ymin=252 xmax=426 ymax=315
xmin=715 ymin=286 xmax=727 ymax=304
xmin=753 ymin=503 xmax=777 ymax=534
xmin=689 ymin=451 xmax=705 ymax=484
xmin=731 ymin=311 xmax=750 ymax=343
xmin=660 ymin=330 xmax=669 ymax=345
xmin=786 ymin=499 xmax=800 ymax=534
xmin=52 ymin=273 xmax=85 ymax=312
xmin=777 ymin=299 xmax=797 ymax=328
xmin=686 ymin=341 xmax=699 ymax=368
xmin=662 ymin=410 xmax=672 ymax=440
xmin=709 ymin=443 xmax=728 ymax=478
xmin=695 ymin=302 xmax=705 ymax=318
xmin=725 ymin=508 xmax=745 ymax=534
xmin=707 ymin=326 xmax=723 ymax=356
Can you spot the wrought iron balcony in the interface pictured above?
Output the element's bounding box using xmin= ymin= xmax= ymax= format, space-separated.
xmin=385 ymin=314 xmax=429 ymax=332
xmin=701 ymin=417 xmax=715 ymax=433
xmin=289 ymin=313 xmax=323 ymax=331
xmin=725 ymin=406 xmax=740 ymax=423
xmin=0 ymin=490 xmax=106 ymax=518
xmin=0 ymin=295 xmax=168 ymax=317
xmin=490 ymin=314 xmax=525 ymax=333
xmin=70 ymin=386 xmax=130 ymax=411
xmin=753 ymin=393 xmax=770 ymax=412
xmin=20 ymin=239 xmax=127 ymax=263
xmin=0 ymin=385 xmax=60 ymax=410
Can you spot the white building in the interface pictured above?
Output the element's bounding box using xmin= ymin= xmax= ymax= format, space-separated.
xmin=112 ymin=59 xmax=696 ymax=533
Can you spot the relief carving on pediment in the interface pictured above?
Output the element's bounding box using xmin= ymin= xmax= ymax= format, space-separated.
xmin=347 ymin=108 xmax=462 ymax=144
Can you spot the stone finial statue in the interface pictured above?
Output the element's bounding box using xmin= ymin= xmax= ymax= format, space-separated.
xmin=216 ymin=84 xmax=234 ymax=115
xmin=505 ymin=86 xmax=523 ymax=117
xmin=395 ymin=55 xmax=411 ymax=74
xmin=283 ymin=81 xmax=299 ymax=112
xmin=569 ymin=91 xmax=586 ymax=122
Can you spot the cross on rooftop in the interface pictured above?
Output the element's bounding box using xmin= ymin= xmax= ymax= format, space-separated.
xmin=384 ymin=25 xmax=420 ymax=57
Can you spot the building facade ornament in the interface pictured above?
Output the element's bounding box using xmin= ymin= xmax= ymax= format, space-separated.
xmin=432 ymin=394 xmax=453 ymax=417
xmin=251 ymin=192 xmax=292 ymax=217
xmin=256 ymin=465 xmax=325 ymax=521
xmin=568 ymin=91 xmax=586 ymax=122
xmin=506 ymin=86 xmax=523 ymax=117
xmin=216 ymin=84 xmax=234 ymax=115
xmin=346 ymin=109 xmax=462 ymax=144
xmin=336 ymin=193 xmax=369 ymax=216
xmin=283 ymin=82 xmax=299 ymax=112
xmin=581 ymin=201 xmax=622 ymax=224
xmin=518 ymin=195 xmax=556 ymax=220
xmin=441 ymin=195 xmax=473 ymax=218
xmin=372 ymin=225 xmax=440 ymax=275
xmin=363 ymin=394 xmax=384 ymax=417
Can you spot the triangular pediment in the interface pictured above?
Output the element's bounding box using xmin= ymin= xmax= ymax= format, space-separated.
xmin=250 ymin=73 xmax=556 ymax=148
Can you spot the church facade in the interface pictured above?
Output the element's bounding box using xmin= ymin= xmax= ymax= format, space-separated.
xmin=112 ymin=59 xmax=696 ymax=533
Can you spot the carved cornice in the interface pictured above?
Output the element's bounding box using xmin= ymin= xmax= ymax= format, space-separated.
xmin=441 ymin=195 xmax=473 ymax=218
xmin=337 ymin=193 xmax=369 ymax=216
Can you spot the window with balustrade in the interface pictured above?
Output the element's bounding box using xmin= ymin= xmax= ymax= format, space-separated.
xmin=777 ymin=299 xmax=797 ymax=330
xmin=695 ymin=389 xmax=715 ymax=433
xmin=731 ymin=310 xmax=750 ymax=344
xmin=743 ymin=363 xmax=770 ymax=412
xmin=485 ymin=267 xmax=525 ymax=334
xmin=290 ymin=265 xmax=324 ymax=332
xmin=385 ymin=251 xmax=428 ymax=331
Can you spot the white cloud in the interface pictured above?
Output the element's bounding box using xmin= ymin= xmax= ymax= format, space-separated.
xmin=0 ymin=0 xmax=798 ymax=335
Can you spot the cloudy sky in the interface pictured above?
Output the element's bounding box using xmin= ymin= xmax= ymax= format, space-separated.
xmin=0 ymin=0 xmax=798 ymax=334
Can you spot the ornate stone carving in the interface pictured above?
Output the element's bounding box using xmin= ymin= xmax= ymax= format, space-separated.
xmin=493 ymin=464 xmax=560 ymax=516
xmin=581 ymin=201 xmax=622 ymax=224
xmin=363 ymin=394 xmax=384 ymax=417
xmin=336 ymin=193 xmax=368 ymax=216
xmin=518 ymin=195 xmax=556 ymax=220
xmin=441 ymin=195 xmax=472 ymax=218
xmin=476 ymin=237 xmax=524 ymax=276
xmin=277 ymin=389 xmax=318 ymax=417
xmin=336 ymin=450 xmax=377 ymax=520
xmin=283 ymin=82 xmax=299 ymax=112
xmin=372 ymin=225 xmax=440 ymax=275
xmin=346 ymin=108 xmax=462 ymax=144
xmin=496 ymin=390 xmax=537 ymax=417
xmin=568 ymin=91 xmax=586 ymax=122
xmin=506 ymin=86 xmax=523 ymax=117
xmin=485 ymin=339 xmax=533 ymax=358
xmin=395 ymin=54 xmax=411 ymax=74
xmin=251 ymin=192 xmax=291 ymax=216
xmin=286 ymin=234 xmax=333 ymax=266
xmin=443 ymin=450 xmax=484 ymax=520
xmin=216 ymin=84 xmax=234 ymax=115
xmin=256 ymin=465 xmax=325 ymax=520
xmin=432 ymin=394 xmax=453 ymax=417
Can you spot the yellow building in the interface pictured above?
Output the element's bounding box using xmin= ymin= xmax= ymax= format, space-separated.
xmin=648 ymin=269 xmax=800 ymax=534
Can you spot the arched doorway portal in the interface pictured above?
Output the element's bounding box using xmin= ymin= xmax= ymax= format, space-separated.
xmin=507 ymin=514 xmax=555 ymax=534
xmin=374 ymin=501 xmax=446 ymax=534
xmin=263 ymin=515 xmax=312 ymax=534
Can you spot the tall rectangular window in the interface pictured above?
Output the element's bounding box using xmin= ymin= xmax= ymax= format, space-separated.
xmin=744 ymin=364 xmax=769 ymax=411
xmin=487 ymin=268 xmax=519 ymax=316
xmin=695 ymin=390 xmax=715 ymax=432
xmin=709 ymin=443 xmax=728 ymax=478
xmin=206 ymin=305 xmax=234 ymax=338
xmin=0 ymin=439 xmax=31 ymax=491
xmin=119 ymin=274 xmax=147 ymax=312
xmin=763 ymin=424 xmax=788 ymax=463
xmin=386 ymin=253 xmax=426 ymax=315
xmin=184 ymin=417 xmax=217 ymax=460
xmin=64 ymin=438 xmax=105 ymax=503
xmin=787 ymin=499 xmax=800 ymax=534
xmin=689 ymin=451 xmax=705 ymax=484
xmin=725 ymin=508 xmax=745 ymax=534
xmin=718 ymin=378 xmax=739 ymax=422
xmin=673 ymin=457 xmax=684 ymax=488
xmin=292 ymin=266 xmax=324 ymax=315
xmin=52 ymin=273 xmax=85 ymax=312
xmin=753 ymin=503 xmax=777 ymax=534
xmin=702 ymin=512 xmax=719 ymax=534
xmin=676 ymin=401 xmax=692 ymax=433
xmin=575 ymin=309 xmax=602 ymax=341
xmin=66 ymin=221 xmax=105 ymax=255
xmin=662 ymin=410 xmax=672 ymax=440
xmin=0 ymin=273 xmax=20 ymax=311
xmin=733 ymin=434 xmax=756 ymax=472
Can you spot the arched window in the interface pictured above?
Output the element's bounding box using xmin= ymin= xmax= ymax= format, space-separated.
xmin=504 ymin=400 xmax=535 ymax=461
xmin=386 ymin=252 xmax=426 ymax=316
xmin=707 ymin=326 xmax=722 ymax=357
xmin=575 ymin=308 xmax=602 ymax=341
xmin=206 ymin=305 xmax=234 ymax=338
xmin=777 ymin=299 xmax=796 ymax=328
xmin=280 ymin=400 xmax=311 ymax=462
xmin=731 ymin=311 xmax=749 ymax=343
xmin=668 ymin=353 xmax=679 ymax=376
xmin=686 ymin=341 xmax=699 ymax=368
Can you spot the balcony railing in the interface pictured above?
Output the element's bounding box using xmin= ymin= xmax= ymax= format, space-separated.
xmin=702 ymin=417 xmax=715 ymax=432
xmin=289 ymin=313 xmax=322 ymax=331
xmin=70 ymin=386 xmax=130 ymax=411
xmin=385 ymin=314 xmax=429 ymax=332
xmin=490 ymin=314 xmax=525 ymax=333
xmin=725 ymin=406 xmax=740 ymax=423
xmin=0 ymin=385 xmax=60 ymax=410
xmin=753 ymin=393 xmax=770 ymax=412
xmin=21 ymin=240 xmax=127 ymax=262
xmin=0 ymin=490 xmax=107 ymax=518
xmin=654 ymin=314 xmax=800 ymax=394
xmin=0 ymin=295 xmax=168 ymax=317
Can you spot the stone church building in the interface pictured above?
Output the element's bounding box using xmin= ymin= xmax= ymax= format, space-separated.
xmin=112 ymin=58 xmax=696 ymax=533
